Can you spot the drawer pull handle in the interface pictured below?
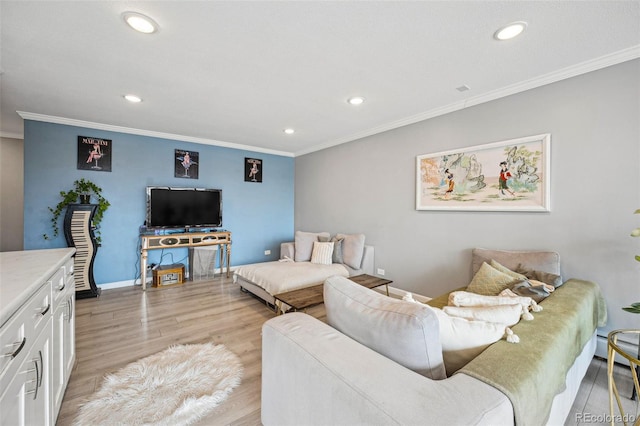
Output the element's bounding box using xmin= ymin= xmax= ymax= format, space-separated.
xmin=67 ymin=299 xmax=74 ymax=321
xmin=40 ymin=304 xmax=50 ymax=316
xmin=36 ymin=350 xmax=43 ymax=387
xmin=58 ymin=283 xmax=66 ymax=291
xmin=3 ymin=337 xmax=27 ymax=359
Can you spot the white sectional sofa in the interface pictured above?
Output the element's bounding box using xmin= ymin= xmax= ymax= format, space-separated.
xmin=261 ymin=249 xmax=607 ymax=425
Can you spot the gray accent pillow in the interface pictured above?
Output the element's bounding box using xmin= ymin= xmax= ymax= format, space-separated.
xmin=336 ymin=233 xmax=365 ymax=269
xmin=330 ymin=236 xmax=344 ymax=264
xmin=294 ymin=231 xmax=330 ymax=262
xmin=324 ymin=275 xmax=446 ymax=380
xmin=510 ymin=280 xmax=553 ymax=302
xmin=515 ymin=265 xmax=563 ymax=287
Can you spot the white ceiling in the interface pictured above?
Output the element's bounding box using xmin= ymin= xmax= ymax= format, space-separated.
xmin=1 ymin=1 xmax=639 ymax=156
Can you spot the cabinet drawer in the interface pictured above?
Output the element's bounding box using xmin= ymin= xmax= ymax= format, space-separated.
xmin=63 ymin=257 xmax=74 ymax=278
xmin=51 ymin=267 xmax=66 ymax=306
xmin=0 ymin=283 xmax=52 ymax=380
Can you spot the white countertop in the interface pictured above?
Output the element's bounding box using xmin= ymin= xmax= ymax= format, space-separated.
xmin=0 ymin=248 xmax=76 ymax=327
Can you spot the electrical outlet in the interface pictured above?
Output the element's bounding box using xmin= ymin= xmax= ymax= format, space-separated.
xmin=264 ymin=250 xmax=271 ymax=255
xmin=377 ymin=268 xmax=385 ymax=276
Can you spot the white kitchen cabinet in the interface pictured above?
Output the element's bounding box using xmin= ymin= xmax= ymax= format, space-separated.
xmin=51 ymin=257 xmax=76 ymax=421
xmin=0 ymin=248 xmax=76 ymax=426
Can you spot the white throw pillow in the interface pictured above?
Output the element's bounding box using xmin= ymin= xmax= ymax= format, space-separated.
xmin=425 ymin=305 xmax=518 ymax=376
xmin=294 ymin=231 xmax=330 ymax=262
xmin=449 ymin=290 xmax=539 ymax=321
xmin=442 ymin=304 xmax=522 ymax=326
xmin=310 ymin=241 xmax=334 ymax=265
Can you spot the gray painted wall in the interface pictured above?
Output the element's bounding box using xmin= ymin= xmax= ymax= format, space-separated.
xmin=0 ymin=137 xmax=24 ymax=252
xmin=295 ymin=59 xmax=640 ymax=334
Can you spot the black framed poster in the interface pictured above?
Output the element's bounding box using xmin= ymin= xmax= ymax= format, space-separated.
xmin=175 ymin=149 xmax=199 ymax=179
xmin=245 ymin=157 xmax=262 ymax=182
xmin=77 ymin=136 xmax=112 ymax=172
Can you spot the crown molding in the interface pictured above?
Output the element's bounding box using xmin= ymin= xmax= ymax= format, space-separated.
xmin=0 ymin=131 xmax=24 ymax=140
xmin=16 ymin=111 xmax=295 ymax=158
xmin=296 ymin=45 xmax=640 ymax=156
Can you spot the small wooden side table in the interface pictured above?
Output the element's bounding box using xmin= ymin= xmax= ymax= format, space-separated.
xmin=607 ymin=329 xmax=640 ymax=426
xmin=273 ymin=274 xmax=392 ymax=315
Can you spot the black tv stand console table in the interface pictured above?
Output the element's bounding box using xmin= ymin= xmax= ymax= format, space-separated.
xmin=139 ymin=230 xmax=231 ymax=290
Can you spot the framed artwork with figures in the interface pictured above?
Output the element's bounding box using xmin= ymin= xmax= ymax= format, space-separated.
xmin=175 ymin=149 xmax=199 ymax=179
xmin=416 ymin=134 xmax=550 ymax=212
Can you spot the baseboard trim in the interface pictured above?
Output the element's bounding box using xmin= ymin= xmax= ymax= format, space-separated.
xmin=97 ymin=264 xmax=245 ymax=291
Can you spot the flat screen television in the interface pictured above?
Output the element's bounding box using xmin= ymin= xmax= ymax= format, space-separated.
xmin=145 ymin=187 xmax=222 ymax=229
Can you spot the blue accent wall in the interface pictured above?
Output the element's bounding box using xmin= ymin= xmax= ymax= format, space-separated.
xmin=23 ymin=120 xmax=294 ymax=285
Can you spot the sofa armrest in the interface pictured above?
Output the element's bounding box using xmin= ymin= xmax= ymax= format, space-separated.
xmin=262 ymin=313 xmax=513 ymax=426
xmin=280 ymin=242 xmax=295 ymax=259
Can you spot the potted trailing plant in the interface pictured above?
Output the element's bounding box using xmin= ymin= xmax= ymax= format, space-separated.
xmin=625 ymin=208 xmax=640 ymax=314
xmin=44 ymin=178 xmax=110 ymax=243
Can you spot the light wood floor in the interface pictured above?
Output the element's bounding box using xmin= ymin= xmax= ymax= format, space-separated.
xmin=57 ymin=277 xmax=637 ymax=426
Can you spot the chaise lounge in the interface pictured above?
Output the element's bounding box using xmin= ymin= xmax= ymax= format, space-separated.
xmin=234 ymin=231 xmax=374 ymax=310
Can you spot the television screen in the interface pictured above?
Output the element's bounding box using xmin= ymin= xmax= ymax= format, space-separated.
xmin=146 ymin=187 xmax=222 ymax=229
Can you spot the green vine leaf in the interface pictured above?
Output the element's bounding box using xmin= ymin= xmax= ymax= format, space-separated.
xmin=622 ymin=302 xmax=640 ymax=314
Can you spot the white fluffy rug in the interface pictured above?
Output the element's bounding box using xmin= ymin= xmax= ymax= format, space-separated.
xmin=74 ymin=343 xmax=243 ymax=426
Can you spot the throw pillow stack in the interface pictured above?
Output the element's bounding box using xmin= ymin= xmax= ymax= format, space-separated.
xmin=294 ymin=230 xmax=366 ymax=269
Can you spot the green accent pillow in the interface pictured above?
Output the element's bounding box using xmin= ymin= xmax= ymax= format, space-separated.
xmin=466 ymin=262 xmax=518 ymax=296
xmin=489 ymin=259 xmax=527 ymax=281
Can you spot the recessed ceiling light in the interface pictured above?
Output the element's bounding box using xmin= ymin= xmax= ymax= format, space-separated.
xmin=124 ymin=94 xmax=142 ymax=103
xmin=283 ymin=128 xmax=295 ymax=134
xmin=122 ymin=12 xmax=159 ymax=34
xmin=494 ymin=21 xmax=527 ymax=41
xmin=347 ymin=97 xmax=365 ymax=105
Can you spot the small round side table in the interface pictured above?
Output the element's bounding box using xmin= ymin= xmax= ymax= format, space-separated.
xmin=607 ymin=329 xmax=640 ymax=426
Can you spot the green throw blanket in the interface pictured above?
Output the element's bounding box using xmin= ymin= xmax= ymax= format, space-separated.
xmin=452 ymin=279 xmax=607 ymax=426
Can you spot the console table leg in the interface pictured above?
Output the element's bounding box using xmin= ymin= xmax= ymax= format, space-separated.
xmin=141 ymin=250 xmax=148 ymax=291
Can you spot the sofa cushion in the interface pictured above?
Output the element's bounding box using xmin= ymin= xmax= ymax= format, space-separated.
xmin=466 ymin=262 xmax=518 ymax=296
xmin=472 ymin=248 xmax=561 ymax=276
xmin=310 ymin=241 xmax=334 ymax=265
xmin=294 ymin=231 xmax=330 ymax=262
xmin=336 ymin=233 xmax=366 ymax=269
xmin=324 ymin=275 xmax=446 ymax=380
